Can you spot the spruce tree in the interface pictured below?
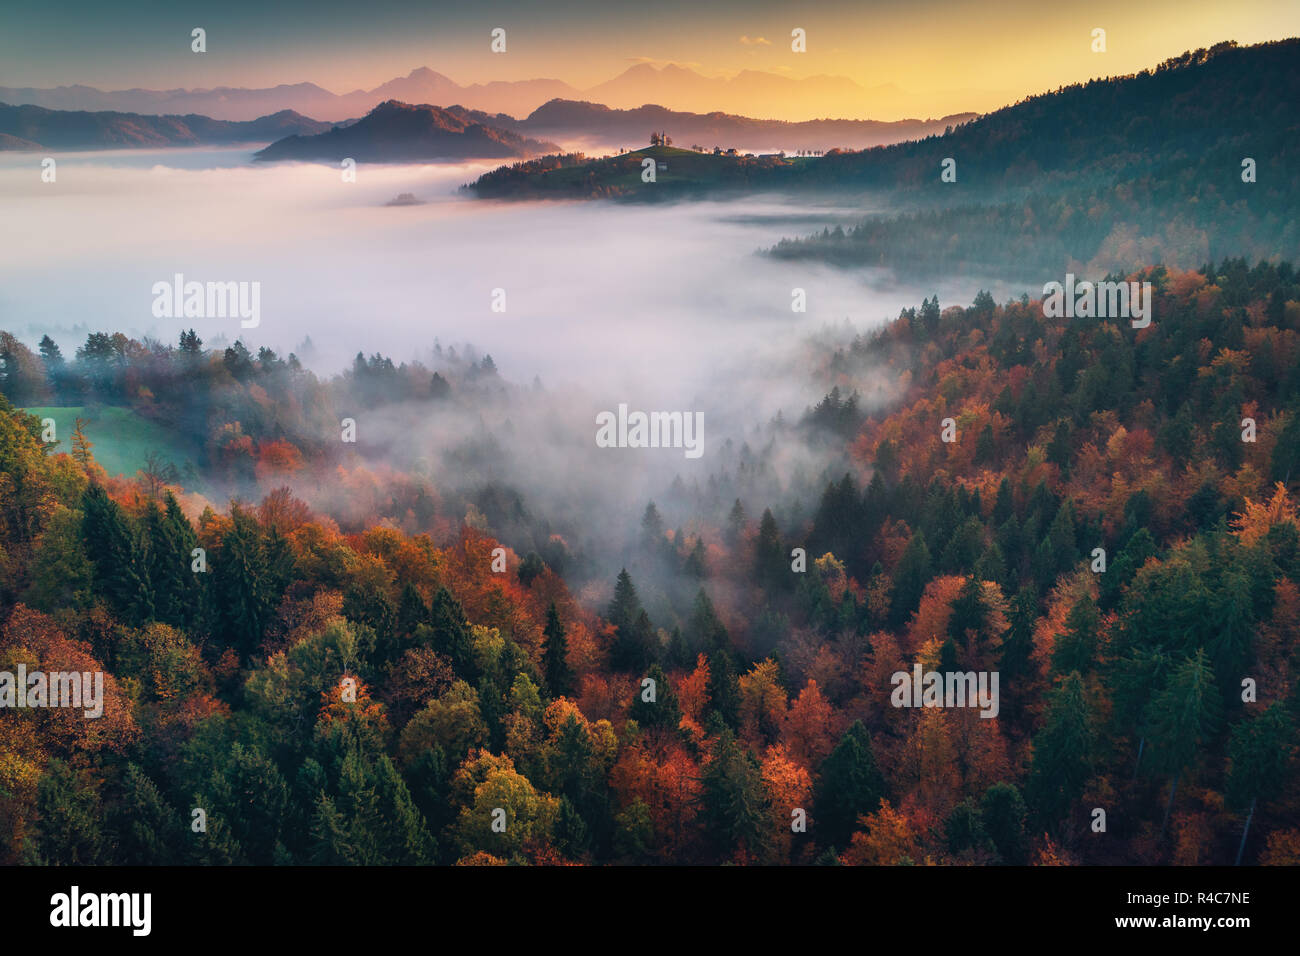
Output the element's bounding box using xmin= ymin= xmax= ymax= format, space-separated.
xmin=813 ymin=720 xmax=886 ymax=850
xmin=1026 ymin=672 xmax=1094 ymax=831
xmin=542 ymin=602 xmax=574 ymax=698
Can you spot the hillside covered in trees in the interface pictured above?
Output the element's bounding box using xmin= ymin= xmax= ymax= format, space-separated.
xmin=1 ymin=254 xmax=1297 ymax=865
xmin=474 ymin=40 xmax=1299 ymax=282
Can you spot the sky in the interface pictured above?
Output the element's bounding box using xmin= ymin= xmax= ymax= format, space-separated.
xmin=2 ymin=0 xmax=1297 ymax=116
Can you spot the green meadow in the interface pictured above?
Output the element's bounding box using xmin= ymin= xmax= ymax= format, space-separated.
xmin=23 ymin=405 xmax=202 ymax=486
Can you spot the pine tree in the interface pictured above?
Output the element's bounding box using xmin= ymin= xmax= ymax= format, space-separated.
xmin=947 ymin=574 xmax=989 ymax=646
xmin=683 ymin=537 xmax=707 ymax=578
xmin=71 ymin=417 xmax=93 ymax=467
xmin=542 ymin=602 xmax=574 ymax=698
xmin=1026 ymin=672 xmax=1094 ymax=831
xmin=999 ymin=585 xmax=1037 ymax=721
xmin=706 ymin=649 xmax=740 ymax=728
xmin=1148 ymin=648 xmax=1221 ymax=837
xmin=890 ymin=530 xmax=931 ymax=628
xmin=145 ymin=492 xmax=201 ymax=629
xmin=813 ymin=720 xmax=887 ymax=850
xmin=213 ymin=505 xmax=273 ymax=657
xmin=629 ymin=662 xmax=680 ymax=732
xmin=429 ymin=587 xmax=475 ymax=677
xmin=640 ymin=501 xmax=665 ymax=548
xmin=1050 ymin=592 xmax=1100 ymax=676
xmin=701 ymin=727 xmax=771 ymax=862
xmin=980 ymin=782 xmax=1029 ymax=864
xmin=1227 ymin=703 xmax=1294 ymax=864
xmin=726 ymin=499 xmax=747 ymax=544
xmin=397 ymin=582 xmax=431 ymax=638
xmin=111 ymin=764 xmax=182 ymax=865
xmin=81 ymin=483 xmax=151 ymax=624
xmin=688 ymin=588 xmax=729 ymax=655
xmin=608 ymin=569 xmax=656 ymax=671
xmin=754 ymin=508 xmax=787 ymax=592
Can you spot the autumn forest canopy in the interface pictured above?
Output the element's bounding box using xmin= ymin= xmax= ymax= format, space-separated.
xmin=2 ymin=252 xmax=1299 ymax=866
xmin=1 ymin=28 xmax=1299 ymax=876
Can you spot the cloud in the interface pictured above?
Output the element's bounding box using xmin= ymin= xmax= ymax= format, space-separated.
xmin=739 ymin=36 xmax=772 ymax=46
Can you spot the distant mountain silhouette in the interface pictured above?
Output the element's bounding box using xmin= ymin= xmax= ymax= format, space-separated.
xmin=518 ymin=99 xmax=976 ymax=151
xmin=0 ymin=102 xmax=332 ymax=150
xmin=0 ymin=131 xmax=42 ymax=150
xmin=253 ymin=100 xmax=560 ymax=162
xmin=0 ymin=65 xmax=992 ymax=123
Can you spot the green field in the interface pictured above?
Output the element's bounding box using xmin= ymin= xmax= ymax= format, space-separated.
xmin=23 ymin=405 xmax=202 ymax=485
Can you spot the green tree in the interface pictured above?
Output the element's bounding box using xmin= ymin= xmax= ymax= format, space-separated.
xmin=213 ymin=505 xmax=276 ymax=657
xmin=890 ymin=530 xmax=931 ymax=628
xmin=812 ymin=720 xmax=887 ymax=850
xmin=1227 ymin=703 xmax=1294 ymax=864
xmin=1148 ymin=649 xmax=1221 ymax=838
xmin=1026 ymin=672 xmax=1094 ymax=832
xmin=629 ymin=663 xmax=681 ymax=732
xmin=980 ymin=782 xmax=1029 ymax=864
xmin=700 ymin=727 xmax=771 ymax=862
xmin=754 ymin=508 xmax=787 ymax=592
xmin=22 ymin=760 xmax=110 ymax=864
xmin=81 ymin=483 xmax=151 ymax=624
xmin=608 ymin=569 xmax=656 ymax=671
xmin=1050 ymin=592 xmax=1100 ymax=676
xmin=542 ymin=602 xmax=574 ymax=698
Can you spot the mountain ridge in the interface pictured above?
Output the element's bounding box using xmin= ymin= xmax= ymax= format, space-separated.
xmin=253 ymin=99 xmax=560 ymax=162
xmin=0 ymin=64 xmax=986 ymax=123
xmin=0 ymin=102 xmax=333 ymax=150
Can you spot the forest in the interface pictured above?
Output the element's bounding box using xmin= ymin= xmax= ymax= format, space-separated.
xmin=472 ymin=40 xmax=1300 ymax=286
xmin=1 ymin=253 xmax=1297 ymax=865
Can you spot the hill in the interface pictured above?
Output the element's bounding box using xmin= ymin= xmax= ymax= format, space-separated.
xmin=22 ymin=405 xmax=203 ymax=485
xmin=517 ymin=99 xmax=975 ymax=152
xmin=473 ymin=40 xmax=1299 ymax=205
xmin=768 ymin=40 xmax=1300 ymax=278
xmin=468 ymin=143 xmax=811 ymax=199
xmin=0 ymin=102 xmax=332 ymax=150
xmin=254 ymin=99 xmax=560 ymax=162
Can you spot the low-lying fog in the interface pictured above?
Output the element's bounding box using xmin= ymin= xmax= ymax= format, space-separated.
xmin=1 ymin=147 xmax=1021 ymax=580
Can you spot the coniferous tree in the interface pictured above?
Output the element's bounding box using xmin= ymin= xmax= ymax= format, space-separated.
xmin=542 ymin=602 xmax=574 ymax=698
xmin=429 ymin=587 xmax=475 ymax=677
xmin=608 ymin=569 xmax=656 ymax=671
xmin=145 ymin=492 xmax=201 ymax=629
xmin=111 ymin=764 xmax=183 ymax=865
xmin=706 ymin=649 xmax=741 ymax=729
xmin=754 ymin=508 xmax=787 ymax=592
xmin=629 ymin=662 xmax=680 ymax=732
xmin=397 ymin=582 xmax=431 ymax=638
xmin=1148 ymin=649 xmax=1221 ymax=837
xmin=1026 ymin=672 xmax=1094 ymax=832
xmin=213 ymin=505 xmax=275 ymax=657
xmin=81 ymin=483 xmax=151 ymax=625
xmin=1227 ymin=703 xmax=1294 ymax=864
xmin=1050 ymin=592 xmax=1100 ymax=676
xmin=980 ymin=782 xmax=1029 ymax=864
xmin=890 ymin=530 xmax=931 ymax=628
xmin=701 ymin=727 xmax=771 ymax=862
xmin=813 ymin=720 xmax=886 ymax=850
